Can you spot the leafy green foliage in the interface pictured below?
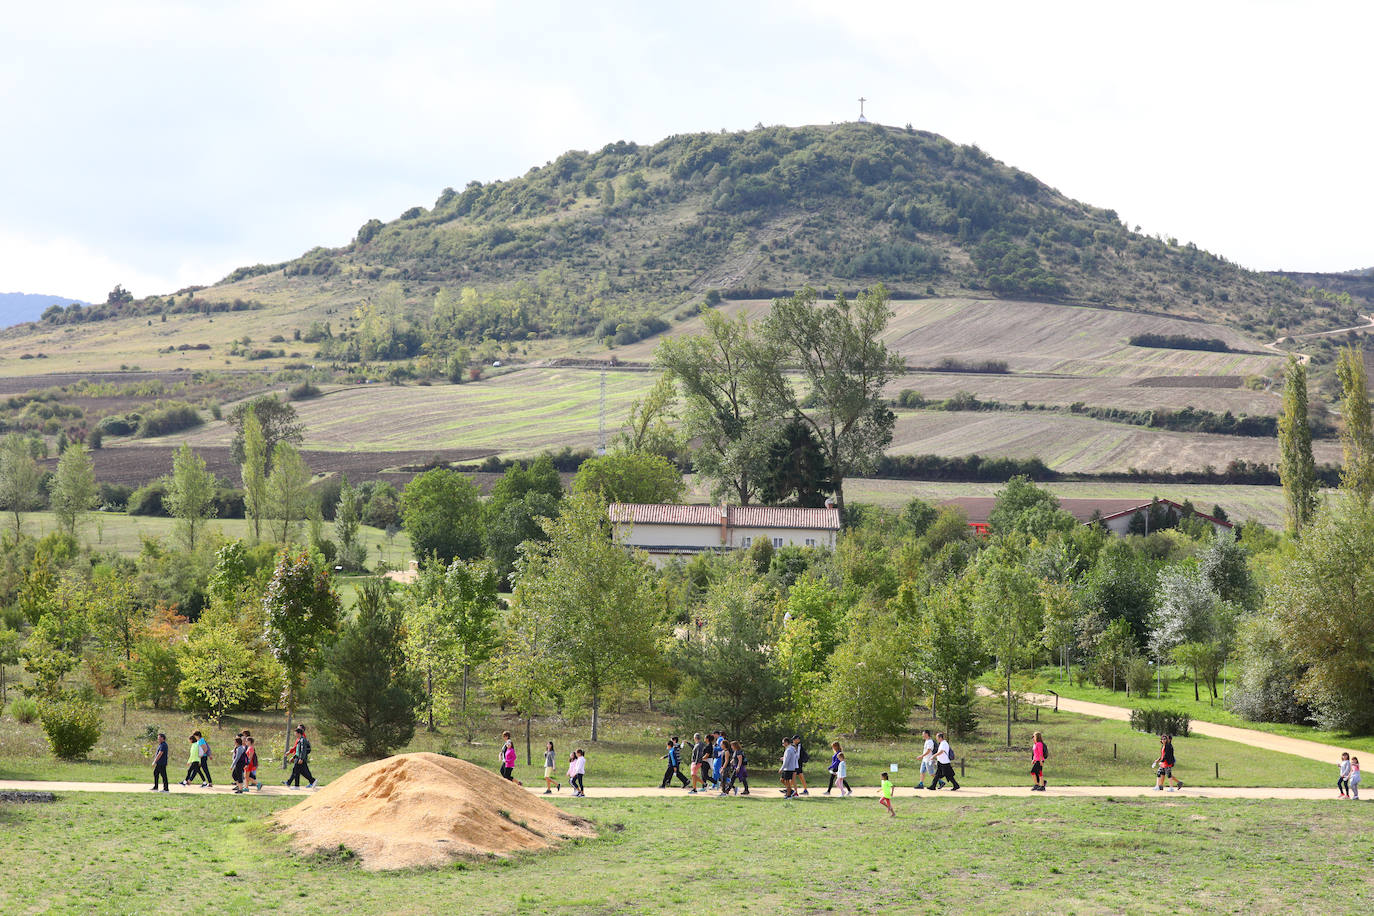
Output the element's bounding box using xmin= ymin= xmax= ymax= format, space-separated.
xmin=400 ymin=469 xmax=484 ymax=563
xmin=1278 ymin=355 xmax=1317 ymax=533
xmin=48 ymin=442 xmax=96 ymax=538
xmin=176 ymin=624 xmax=253 ymax=721
xmin=572 ymin=452 xmax=685 ymax=504
xmin=1128 ymin=708 xmax=1191 ymax=737
xmin=39 ymin=693 xmax=102 ymax=758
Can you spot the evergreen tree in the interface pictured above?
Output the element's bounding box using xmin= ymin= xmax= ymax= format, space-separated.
xmin=1278 ymin=355 xmax=1317 ymax=533
xmin=308 ymin=578 xmax=420 ymax=757
xmin=1336 ymin=345 xmax=1374 ymax=503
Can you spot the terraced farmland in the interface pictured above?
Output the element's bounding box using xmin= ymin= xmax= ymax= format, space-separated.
xmin=884 ymin=372 xmax=1280 ymax=414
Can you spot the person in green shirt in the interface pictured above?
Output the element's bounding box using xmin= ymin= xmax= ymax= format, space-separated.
xmin=180 ymin=733 xmax=202 ymax=787
xmin=879 ymin=773 xmax=896 ymax=817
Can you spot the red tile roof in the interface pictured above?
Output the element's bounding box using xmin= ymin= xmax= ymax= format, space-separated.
xmin=609 ymin=503 xmax=841 ymax=530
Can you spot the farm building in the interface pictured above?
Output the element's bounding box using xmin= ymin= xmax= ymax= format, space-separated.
xmin=940 ymin=497 xmax=1233 ymax=537
xmin=608 ymin=503 xmax=841 ymax=564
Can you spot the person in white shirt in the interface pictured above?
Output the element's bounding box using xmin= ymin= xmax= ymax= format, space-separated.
xmin=931 ymin=732 xmax=960 ymax=791
xmin=917 ymin=729 xmax=936 ymax=790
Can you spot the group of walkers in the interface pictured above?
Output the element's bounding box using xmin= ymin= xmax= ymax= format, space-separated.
xmin=1337 ymin=752 xmax=1361 ymax=799
xmin=498 ymin=733 xmax=588 ymax=798
xmin=148 ymin=724 xmax=316 ymax=792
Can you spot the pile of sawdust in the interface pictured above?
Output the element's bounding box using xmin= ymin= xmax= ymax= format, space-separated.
xmin=275 ymin=752 xmax=595 ymax=870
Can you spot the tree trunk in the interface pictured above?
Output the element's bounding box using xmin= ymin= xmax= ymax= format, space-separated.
xmin=525 ymin=710 xmax=532 ymax=766
xmin=591 ymin=694 xmax=600 ymax=743
xmin=282 ymin=689 xmax=293 ymax=769
xmin=1005 ymin=669 xmax=1012 ymax=748
xmin=462 ymin=664 xmax=469 ymax=714
xmin=426 ymin=667 xmax=435 ymax=732
xmin=1193 ymin=671 xmax=1199 ymax=702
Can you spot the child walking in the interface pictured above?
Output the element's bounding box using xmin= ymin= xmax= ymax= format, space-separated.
xmin=229 ymin=735 xmax=246 ymax=793
xmin=544 ymin=741 xmax=560 ymax=794
xmin=1031 ymin=731 xmax=1047 ymax=792
xmin=835 ymin=752 xmax=852 ymax=796
xmin=569 ymin=748 xmax=586 ymax=797
xmin=1338 ymin=752 xmax=1352 ymax=798
xmin=879 ymin=773 xmax=896 ymax=817
xmin=244 ymin=736 xmax=259 ymax=791
xmin=1349 ymin=757 xmax=1361 ymax=800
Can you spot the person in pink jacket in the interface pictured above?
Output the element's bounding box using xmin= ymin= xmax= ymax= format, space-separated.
xmin=499 ymin=731 xmax=522 ymax=785
xmin=1030 ymin=731 xmax=1048 ymax=792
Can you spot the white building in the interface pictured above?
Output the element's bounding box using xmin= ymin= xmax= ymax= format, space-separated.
xmin=608 ymin=503 xmax=841 ymax=564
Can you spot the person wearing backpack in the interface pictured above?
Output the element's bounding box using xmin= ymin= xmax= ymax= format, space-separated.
xmin=930 ymin=731 xmax=959 ymax=791
xmin=285 ymin=724 xmax=316 ymax=789
xmin=792 ymin=736 xmax=810 ymax=795
xmin=1031 ymin=731 xmax=1048 ymax=792
xmin=196 ymin=731 xmax=213 ymax=788
xmin=660 ymin=738 xmax=688 ymax=788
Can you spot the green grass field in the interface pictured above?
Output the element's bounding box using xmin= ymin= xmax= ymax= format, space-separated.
xmin=11 ymin=511 xmax=412 ymax=568
xmin=0 ymin=792 xmax=1367 ymax=914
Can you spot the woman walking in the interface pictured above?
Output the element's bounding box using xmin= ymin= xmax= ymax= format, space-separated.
xmin=543 ymin=741 xmax=560 ymax=794
xmin=731 ymin=740 xmax=750 ymax=796
xmin=1154 ymin=734 xmax=1183 ymax=791
xmin=196 ymin=731 xmax=213 ymax=788
xmin=179 ymin=734 xmax=201 ymax=787
xmin=1337 ymin=752 xmax=1352 ymax=798
xmin=826 ymin=741 xmax=843 ymax=795
xmin=229 ymin=735 xmax=246 ymax=793
xmin=1030 ymin=731 xmax=1047 ymax=792
xmin=569 ymin=748 xmax=586 ymax=797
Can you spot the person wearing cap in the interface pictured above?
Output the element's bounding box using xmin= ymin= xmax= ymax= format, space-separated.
xmin=285 ymin=725 xmax=317 ymax=789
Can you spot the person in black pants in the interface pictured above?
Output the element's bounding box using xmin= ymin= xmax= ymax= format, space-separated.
xmin=286 ymin=725 xmax=316 ymax=788
xmin=151 ymin=733 xmax=169 ymax=791
xmin=660 ymin=738 xmax=688 ymax=788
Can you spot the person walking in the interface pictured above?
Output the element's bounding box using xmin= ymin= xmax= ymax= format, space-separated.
xmin=930 ymin=732 xmax=960 ymax=791
xmin=570 ymin=748 xmax=586 ymax=797
xmin=244 ymin=736 xmax=259 ymax=791
xmin=717 ymin=740 xmax=736 ymax=797
xmin=731 ymin=740 xmax=750 ymax=795
xmin=150 ymin=733 xmax=169 ymax=792
xmin=917 ymin=729 xmax=936 ymax=790
xmin=835 ymin=751 xmax=853 ymax=796
xmin=711 ymin=732 xmax=727 ymax=790
xmin=780 ymin=738 xmax=800 ymax=798
xmin=1349 ymin=757 xmax=1361 ymax=800
xmin=195 ymin=731 xmax=213 ymax=788
xmin=792 ymin=736 xmax=810 ymax=795
xmin=1030 ymin=731 xmax=1048 ymax=792
xmin=1154 ymin=734 xmax=1183 ymax=791
xmin=689 ymin=733 xmax=707 ymax=794
xmin=229 ymin=735 xmax=247 ymax=794
xmin=500 ymin=734 xmax=521 ymax=784
xmin=285 ymin=725 xmax=316 ymax=789
xmin=543 ymin=741 xmax=560 ymax=794
xmin=1338 ymin=753 xmax=1352 ymax=798
xmin=661 ymin=738 xmax=688 ymax=788
xmin=180 ymin=734 xmax=202 ymax=787
xmin=826 ymin=741 xmax=843 ymax=795
xmin=879 ymin=772 xmax=896 ymax=817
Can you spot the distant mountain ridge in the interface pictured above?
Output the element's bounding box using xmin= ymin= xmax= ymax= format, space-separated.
xmin=0 ymin=292 xmax=88 ymax=329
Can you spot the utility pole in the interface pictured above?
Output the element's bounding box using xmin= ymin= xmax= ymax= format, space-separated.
xmin=597 ymin=369 xmax=607 ymax=455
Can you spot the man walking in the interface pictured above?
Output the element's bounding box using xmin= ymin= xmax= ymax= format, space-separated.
xmin=689 ymin=733 xmax=707 ymax=794
xmin=150 ymin=733 xmax=169 ymax=792
xmin=660 ymin=738 xmax=689 ymax=788
xmin=780 ymin=737 xmax=801 ymax=798
xmin=285 ymin=724 xmax=317 ymax=789
xmin=931 ymin=731 xmax=960 ymax=791
xmin=917 ymin=729 xmax=936 ymax=790
xmin=792 ymin=736 xmax=810 ymax=795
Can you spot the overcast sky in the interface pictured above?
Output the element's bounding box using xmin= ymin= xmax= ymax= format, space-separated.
xmin=3 ymin=1 xmax=1369 ymax=302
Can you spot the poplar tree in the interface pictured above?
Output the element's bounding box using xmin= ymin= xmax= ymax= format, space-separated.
xmin=240 ymin=411 xmax=269 ymax=541
xmin=1336 ymin=346 xmax=1374 ymax=503
xmin=0 ymin=433 xmax=43 ymax=535
xmin=1277 ymin=355 xmax=1317 ymax=534
xmin=49 ymin=442 xmax=96 ymax=538
xmin=165 ymin=443 xmax=217 ymax=551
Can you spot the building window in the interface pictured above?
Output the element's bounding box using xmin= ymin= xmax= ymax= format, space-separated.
xmin=741 ymin=537 xmax=751 ymax=547
xmin=773 ymin=537 xmax=784 ymax=548
xmin=805 ymin=538 xmax=815 ymax=547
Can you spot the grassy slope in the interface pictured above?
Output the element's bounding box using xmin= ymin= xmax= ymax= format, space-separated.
xmin=10 ymin=511 xmax=412 ymax=568
xmin=1016 ymin=665 xmax=1374 ymax=757
xmin=0 ymin=793 xmax=1368 ymax=914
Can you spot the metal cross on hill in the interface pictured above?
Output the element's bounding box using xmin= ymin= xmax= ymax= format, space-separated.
xmin=857 ymin=96 xmax=868 ymax=123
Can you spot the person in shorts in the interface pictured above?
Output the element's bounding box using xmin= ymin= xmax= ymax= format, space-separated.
xmin=917 ymin=729 xmax=936 ymax=790
xmin=1030 ymin=731 xmax=1047 ymax=792
xmin=1154 ymin=734 xmax=1183 ymax=791
xmin=544 ymin=741 xmax=559 ymax=794
xmin=780 ymin=738 xmax=800 ymax=797
xmin=792 ymin=736 xmax=810 ymax=795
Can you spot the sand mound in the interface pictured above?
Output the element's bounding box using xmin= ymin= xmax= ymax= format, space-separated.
xmin=274 ymin=752 xmax=595 ymax=870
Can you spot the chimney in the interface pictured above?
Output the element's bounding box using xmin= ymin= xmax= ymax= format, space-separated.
xmin=824 ymin=497 xmax=835 ymax=509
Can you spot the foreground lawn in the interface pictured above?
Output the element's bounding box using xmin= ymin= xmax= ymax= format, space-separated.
xmin=0 ymin=696 xmax=1333 ymax=790
xmin=0 ymin=792 xmax=1367 ymax=914
xmin=1015 ymin=665 xmax=1374 ymax=757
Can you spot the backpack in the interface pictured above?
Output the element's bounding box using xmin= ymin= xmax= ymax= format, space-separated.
xmin=943 ymin=742 xmax=954 ymax=762
xmin=1040 ymin=740 xmax=1049 ymax=761
xmin=798 ymin=744 xmax=809 ymax=765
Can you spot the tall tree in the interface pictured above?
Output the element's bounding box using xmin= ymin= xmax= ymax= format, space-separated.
xmin=165 ymin=443 xmax=217 ymax=551
xmin=571 ymin=451 xmax=685 ymax=504
xmin=266 ymin=443 xmax=312 ymax=544
xmin=401 ymin=557 xmax=499 ymax=730
xmin=1336 ymin=345 xmax=1374 ymax=503
xmin=0 ymin=433 xmax=44 ymax=534
xmin=240 ymin=410 xmax=269 ymax=542
xmin=512 ymin=492 xmax=659 ymax=741
xmin=227 ymin=395 xmax=303 ymax=465
xmin=1278 ymin=354 xmax=1318 ymax=534
xmin=308 ymin=578 xmax=421 ymax=757
xmin=757 ymin=418 xmax=834 ymax=507
xmin=334 ymin=476 xmax=367 ymax=570
xmin=263 ymin=551 xmax=340 ymax=766
xmin=757 ymin=285 xmax=904 ymax=515
xmin=615 ymin=372 xmax=680 ymax=458
xmin=655 ymin=309 xmax=778 ymax=505
xmin=400 ymin=469 xmax=484 ymax=563
xmin=971 ymin=544 xmax=1044 ymax=746
xmin=49 ymin=442 xmax=96 ymax=539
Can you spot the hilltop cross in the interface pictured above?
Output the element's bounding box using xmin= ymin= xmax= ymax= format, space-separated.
xmin=857 ymin=96 xmax=868 ymax=123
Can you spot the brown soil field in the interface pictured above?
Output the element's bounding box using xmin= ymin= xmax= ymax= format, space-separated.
xmin=884 ymin=372 xmax=1279 ymax=415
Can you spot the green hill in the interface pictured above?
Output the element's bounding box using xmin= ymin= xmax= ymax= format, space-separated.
xmin=168 ymin=123 xmax=1345 ymax=348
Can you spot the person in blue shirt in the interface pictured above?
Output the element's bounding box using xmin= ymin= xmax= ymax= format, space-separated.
xmin=150 ymin=733 xmax=169 ymax=792
xmin=660 ymin=737 xmax=688 ymax=788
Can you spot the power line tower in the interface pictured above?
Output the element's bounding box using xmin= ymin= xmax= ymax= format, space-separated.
xmin=597 ymin=368 xmax=607 ymax=455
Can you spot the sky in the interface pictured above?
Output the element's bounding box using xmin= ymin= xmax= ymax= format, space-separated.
xmin=2 ymin=0 xmax=1370 ymax=302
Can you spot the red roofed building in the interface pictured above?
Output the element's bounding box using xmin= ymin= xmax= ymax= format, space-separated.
xmin=608 ymin=503 xmax=841 ymax=563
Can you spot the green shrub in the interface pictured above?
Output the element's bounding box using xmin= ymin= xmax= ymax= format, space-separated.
xmin=129 ymin=641 xmax=182 ymax=710
xmin=137 ymin=403 xmax=203 ymax=438
xmin=287 ymin=381 xmax=321 ymax=401
xmin=10 ymin=697 xmax=40 ymax=723
xmin=39 ymin=695 xmax=103 ymax=758
xmin=896 ymin=389 xmax=926 ymax=408
xmin=1129 ymin=707 xmax=1191 ymax=737
xmin=1124 ymin=657 xmax=1157 ymax=696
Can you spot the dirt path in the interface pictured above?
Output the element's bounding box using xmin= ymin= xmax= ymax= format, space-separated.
xmin=981 ymin=687 xmax=1347 ymax=764
xmin=1263 ymin=313 xmax=1374 ymax=364
xmin=0 ymin=778 xmax=1357 ymax=801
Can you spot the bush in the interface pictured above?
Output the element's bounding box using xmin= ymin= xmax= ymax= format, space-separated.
xmin=136 ymin=403 xmax=203 ymax=438
xmin=1124 ymin=657 xmax=1157 ymax=696
xmin=1129 ymin=708 xmax=1191 ymax=737
xmin=39 ymin=694 xmax=103 ymax=758
xmin=129 ymin=641 xmax=182 ymax=710
xmin=896 ymin=389 xmax=926 ymax=408
xmin=287 ymin=381 xmax=322 ymax=401
xmin=127 ymin=480 xmax=169 ymax=516
xmin=10 ymin=696 xmax=40 ymax=723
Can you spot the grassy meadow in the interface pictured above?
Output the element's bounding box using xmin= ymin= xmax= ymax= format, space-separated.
xmin=0 ymin=791 xmax=1367 ymax=914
